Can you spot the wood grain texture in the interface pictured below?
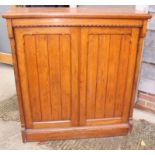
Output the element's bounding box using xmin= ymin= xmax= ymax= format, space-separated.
xmin=35 ymin=35 xmax=52 ymax=121
xmin=60 ymin=35 xmax=71 ymax=120
xmin=3 ymin=7 xmax=151 ymax=19
xmin=79 ymin=28 xmax=89 ymax=126
xmin=86 ymin=35 xmax=98 ymax=119
xmin=0 ymin=52 xmax=12 ymax=65
xmin=24 ymin=35 xmax=41 ymax=121
xmin=48 ymin=35 xmax=62 ymax=120
xmin=86 ymin=117 xmax=121 ymax=126
xmin=33 ymin=120 xmax=71 ymax=129
xmin=70 ymin=28 xmax=79 ymax=126
xmin=95 ymin=35 xmax=110 ymax=118
xmin=15 ymin=29 xmax=33 ymax=129
xmin=79 ymin=27 xmax=138 ymax=126
xmin=4 ymin=8 xmax=149 ymax=141
xmin=104 ymin=35 xmax=121 ymax=118
xmin=14 ymin=27 xmax=79 ymax=130
xmin=12 ymin=18 xmax=144 ymax=28
xmin=24 ymin=123 xmax=129 ymax=142
xmin=114 ymin=35 xmax=131 ymax=117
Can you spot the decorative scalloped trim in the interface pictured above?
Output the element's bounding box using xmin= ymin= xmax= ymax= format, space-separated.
xmin=13 ymin=24 xmax=142 ymax=28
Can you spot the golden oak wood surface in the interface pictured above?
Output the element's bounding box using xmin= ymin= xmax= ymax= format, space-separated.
xmin=3 ymin=7 xmax=151 ymax=142
xmin=0 ymin=52 xmax=12 ymax=65
xmin=3 ymin=7 xmax=151 ymax=19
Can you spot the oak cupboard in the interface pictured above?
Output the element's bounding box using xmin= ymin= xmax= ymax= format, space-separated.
xmin=3 ymin=7 xmax=151 ymax=142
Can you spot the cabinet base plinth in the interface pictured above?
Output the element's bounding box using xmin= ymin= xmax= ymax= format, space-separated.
xmin=22 ymin=123 xmax=130 ymax=142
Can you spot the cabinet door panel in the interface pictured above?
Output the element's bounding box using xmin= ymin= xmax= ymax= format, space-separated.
xmin=15 ymin=27 xmax=79 ymax=129
xmin=80 ymin=27 xmax=139 ymax=126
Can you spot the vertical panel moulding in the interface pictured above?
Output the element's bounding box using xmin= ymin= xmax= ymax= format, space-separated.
xmin=95 ymin=35 xmax=110 ymax=118
xmin=112 ymin=35 xmax=122 ymax=118
xmin=79 ymin=28 xmax=89 ymax=126
xmin=86 ymin=34 xmax=99 ymax=119
xmin=59 ymin=35 xmax=62 ymax=121
xmin=24 ymin=35 xmax=41 ymax=121
xmin=70 ymin=28 xmax=79 ymax=126
xmin=94 ymin=35 xmax=100 ymax=119
xmin=112 ymin=35 xmax=122 ymax=117
xmin=122 ymin=28 xmax=139 ymax=123
xmin=48 ymin=35 xmax=62 ymax=121
xmin=60 ymin=34 xmax=71 ymax=120
xmin=15 ymin=29 xmax=33 ymax=128
xmin=46 ymin=35 xmax=53 ymax=121
xmin=35 ymin=35 xmax=52 ymax=121
xmin=114 ymin=35 xmax=131 ymax=117
xmin=70 ymin=34 xmax=73 ymax=123
xmin=104 ymin=34 xmax=121 ymax=118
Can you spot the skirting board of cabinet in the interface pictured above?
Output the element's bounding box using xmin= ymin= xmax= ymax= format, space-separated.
xmin=22 ymin=123 xmax=130 ymax=142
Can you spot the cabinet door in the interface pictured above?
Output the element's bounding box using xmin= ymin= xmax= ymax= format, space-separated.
xmin=80 ymin=27 xmax=139 ymax=126
xmin=15 ymin=27 xmax=79 ymax=129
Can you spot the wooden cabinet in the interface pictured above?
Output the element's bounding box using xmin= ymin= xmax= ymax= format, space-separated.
xmin=3 ymin=7 xmax=151 ymax=142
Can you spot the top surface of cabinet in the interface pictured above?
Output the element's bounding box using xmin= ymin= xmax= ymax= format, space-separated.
xmin=3 ymin=7 xmax=151 ymax=19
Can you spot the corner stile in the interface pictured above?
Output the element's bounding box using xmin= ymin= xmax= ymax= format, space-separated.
xmin=6 ymin=19 xmax=26 ymax=133
xmin=140 ymin=20 xmax=148 ymax=38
